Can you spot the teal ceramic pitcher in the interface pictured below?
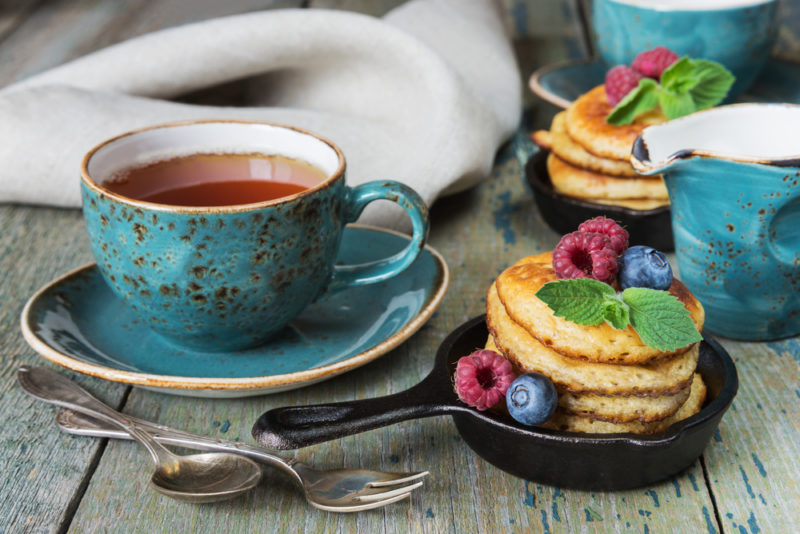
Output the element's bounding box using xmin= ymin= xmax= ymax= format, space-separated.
xmin=632 ymin=104 xmax=800 ymax=340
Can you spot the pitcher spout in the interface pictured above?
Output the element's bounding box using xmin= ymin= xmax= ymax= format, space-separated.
xmin=630 ymin=103 xmax=800 ymax=176
xmin=631 ymin=135 xmax=687 ymax=176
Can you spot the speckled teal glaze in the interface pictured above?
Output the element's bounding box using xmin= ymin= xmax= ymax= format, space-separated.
xmin=593 ymin=0 xmax=778 ymax=98
xmin=21 ymin=226 xmax=448 ymax=397
xmin=660 ymin=158 xmax=799 ymax=339
xmin=81 ymin=122 xmax=428 ymax=352
xmin=632 ymin=107 xmax=800 ymax=340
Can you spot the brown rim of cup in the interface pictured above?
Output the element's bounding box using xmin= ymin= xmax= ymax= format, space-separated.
xmin=80 ymin=119 xmax=347 ymax=214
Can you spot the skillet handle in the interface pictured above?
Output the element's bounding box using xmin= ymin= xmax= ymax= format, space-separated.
xmin=251 ymin=372 xmax=463 ymax=449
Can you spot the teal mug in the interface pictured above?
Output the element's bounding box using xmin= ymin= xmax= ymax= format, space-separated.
xmin=632 ymin=104 xmax=800 ymax=340
xmin=81 ymin=120 xmax=429 ymax=352
xmin=593 ymin=0 xmax=778 ymax=98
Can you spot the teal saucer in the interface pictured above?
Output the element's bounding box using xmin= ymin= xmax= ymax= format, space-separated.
xmin=21 ymin=225 xmax=448 ymax=398
xmin=529 ymin=57 xmax=800 ymax=109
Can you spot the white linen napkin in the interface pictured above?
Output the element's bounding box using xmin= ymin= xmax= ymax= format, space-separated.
xmin=0 ymin=0 xmax=520 ymax=229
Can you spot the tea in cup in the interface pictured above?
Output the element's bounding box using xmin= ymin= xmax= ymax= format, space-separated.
xmin=81 ymin=120 xmax=429 ymax=351
xmin=592 ymin=0 xmax=778 ymax=98
xmin=103 ymin=152 xmax=326 ymax=207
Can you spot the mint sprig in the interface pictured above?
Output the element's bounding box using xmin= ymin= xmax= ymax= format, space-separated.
xmin=535 ymin=279 xmax=702 ymax=351
xmin=606 ymin=78 xmax=660 ymax=126
xmin=606 ymin=57 xmax=735 ymax=126
xmin=623 ymin=287 xmax=704 ymax=351
xmin=601 ymin=292 xmax=630 ymax=330
xmin=534 ymin=278 xmax=615 ymax=325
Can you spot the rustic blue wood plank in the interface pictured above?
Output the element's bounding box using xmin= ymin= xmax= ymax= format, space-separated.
xmin=702 ymin=339 xmax=800 ymax=533
xmin=0 ymin=206 xmax=130 ymax=533
xmin=3 ymin=0 xmax=800 ymax=532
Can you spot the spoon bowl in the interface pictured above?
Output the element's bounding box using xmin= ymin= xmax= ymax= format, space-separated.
xmin=16 ymin=365 xmax=262 ymax=503
xmin=56 ymin=408 xmax=429 ymax=512
xmin=150 ymin=452 xmax=262 ymax=503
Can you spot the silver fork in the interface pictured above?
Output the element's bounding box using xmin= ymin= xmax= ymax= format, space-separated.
xmin=56 ymin=409 xmax=427 ymax=512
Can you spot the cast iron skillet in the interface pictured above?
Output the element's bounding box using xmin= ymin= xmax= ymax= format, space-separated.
xmin=253 ymin=316 xmax=738 ymax=490
xmin=525 ymin=150 xmax=674 ymax=251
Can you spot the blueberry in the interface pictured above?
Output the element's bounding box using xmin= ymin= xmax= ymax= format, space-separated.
xmin=618 ymin=246 xmax=673 ymax=290
xmin=505 ymin=373 xmax=557 ymax=426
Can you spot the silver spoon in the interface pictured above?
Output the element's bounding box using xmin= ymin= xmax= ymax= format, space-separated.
xmin=56 ymin=409 xmax=428 ymax=512
xmin=17 ymin=366 xmax=262 ymax=503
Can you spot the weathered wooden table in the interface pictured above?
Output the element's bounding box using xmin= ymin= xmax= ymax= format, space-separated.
xmin=2 ymin=1 xmax=798 ymax=532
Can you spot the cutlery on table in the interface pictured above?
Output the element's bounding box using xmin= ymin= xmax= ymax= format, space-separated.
xmin=55 ymin=408 xmax=427 ymax=512
xmin=18 ymin=365 xmax=427 ymax=511
xmin=18 ymin=365 xmax=262 ymax=503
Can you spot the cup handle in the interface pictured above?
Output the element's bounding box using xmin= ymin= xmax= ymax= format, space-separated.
xmin=326 ymin=180 xmax=429 ymax=293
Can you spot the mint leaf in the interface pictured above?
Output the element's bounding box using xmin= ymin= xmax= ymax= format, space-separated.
xmin=659 ymin=57 xmax=696 ymax=92
xmin=622 ymin=288 xmax=703 ymax=351
xmin=601 ymin=293 xmax=630 ymax=330
xmin=660 ymin=56 xmax=734 ymax=112
xmin=606 ymin=78 xmax=659 ymax=126
xmin=659 ymin=89 xmax=696 ymax=119
xmin=535 ymin=280 xmax=701 ymax=350
xmin=688 ymin=59 xmax=735 ymax=110
xmin=535 ymin=279 xmax=615 ymax=325
xmin=606 ymin=56 xmax=735 ymax=124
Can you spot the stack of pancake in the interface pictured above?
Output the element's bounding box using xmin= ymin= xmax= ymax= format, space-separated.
xmin=532 ymin=85 xmax=670 ymax=211
xmin=486 ymin=252 xmax=706 ymax=434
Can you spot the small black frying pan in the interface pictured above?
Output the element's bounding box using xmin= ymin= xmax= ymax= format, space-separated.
xmin=253 ymin=316 xmax=738 ymax=490
xmin=525 ymin=150 xmax=674 ymax=251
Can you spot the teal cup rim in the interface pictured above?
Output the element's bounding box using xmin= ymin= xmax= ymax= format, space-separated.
xmin=597 ymin=0 xmax=775 ymax=14
xmin=80 ymin=119 xmax=348 ymax=213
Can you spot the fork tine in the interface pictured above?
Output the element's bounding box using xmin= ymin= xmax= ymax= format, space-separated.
xmin=366 ymin=470 xmax=429 ymax=488
xmin=311 ymin=491 xmax=412 ymax=513
xmin=354 ymin=480 xmax=424 ymax=503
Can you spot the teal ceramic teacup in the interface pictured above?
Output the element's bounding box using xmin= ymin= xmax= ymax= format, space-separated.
xmin=632 ymin=104 xmax=800 ymax=340
xmin=592 ymin=0 xmax=778 ymax=98
xmin=81 ymin=120 xmax=429 ymax=352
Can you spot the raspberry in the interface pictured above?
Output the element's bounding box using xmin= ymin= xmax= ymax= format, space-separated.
xmin=578 ymin=216 xmax=629 ymax=255
xmin=454 ymin=350 xmax=515 ymax=411
xmin=632 ymin=46 xmax=679 ymax=80
xmin=552 ymin=231 xmax=618 ymax=284
xmin=604 ymin=65 xmax=643 ymax=107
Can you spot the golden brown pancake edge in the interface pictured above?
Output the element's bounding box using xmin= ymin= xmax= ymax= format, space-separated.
xmin=540 ymin=373 xmax=707 ymax=434
xmin=495 ymin=252 xmax=705 ymax=365
xmin=486 ymin=283 xmax=698 ymax=396
xmin=564 ymin=85 xmax=666 ymax=161
xmin=484 ymin=336 xmax=692 ymax=423
xmin=547 ymin=153 xmax=669 ymax=200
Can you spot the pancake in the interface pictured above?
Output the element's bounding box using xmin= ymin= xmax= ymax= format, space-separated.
xmin=485 ymin=336 xmax=692 ymax=422
xmin=495 ymin=252 xmax=704 ymax=365
xmin=564 ymin=85 xmax=666 ymax=161
xmin=557 ymin=383 xmax=691 ymax=423
xmin=548 ymin=112 xmax=640 ymax=177
xmin=541 ymin=374 xmax=707 ymax=434
xmin=486 ymin=283 xmax=698 ymax=396
xmin=531 ymin=128 xmax=553 ymax=151
xmin=590 ymin=197 xmax=669 ymax=210
xmin=547 ymin=153 xmax=668 ymax=200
